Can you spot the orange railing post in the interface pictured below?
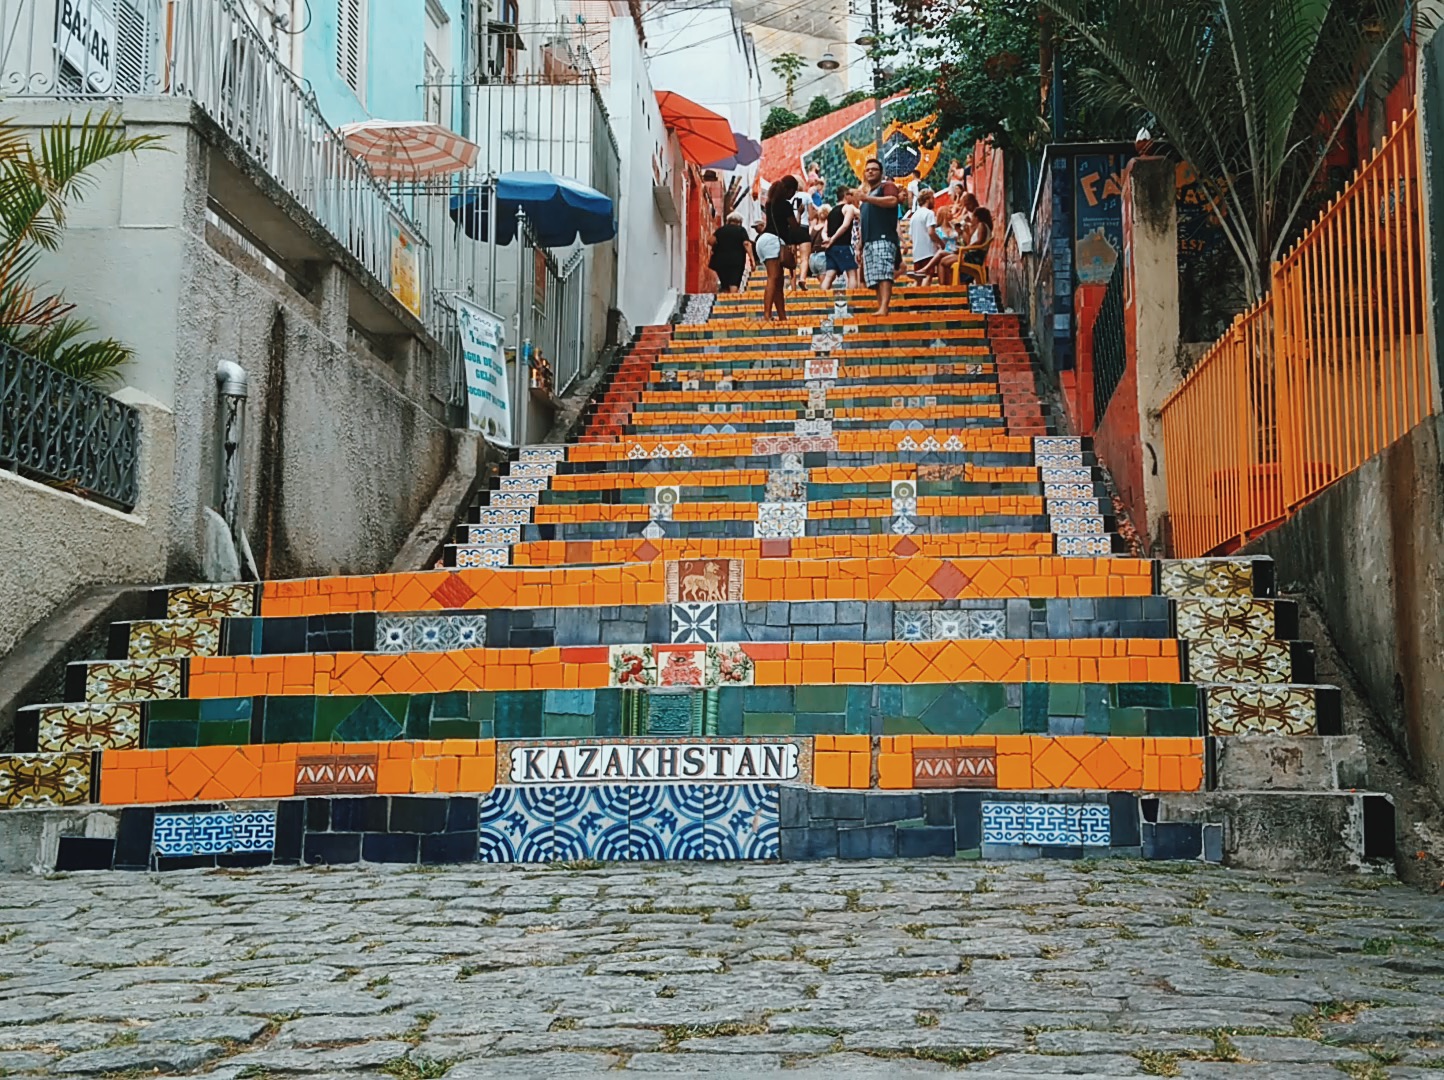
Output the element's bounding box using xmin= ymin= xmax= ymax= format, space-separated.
xmin=1160 ymin=111 xmax=1436 ymax=557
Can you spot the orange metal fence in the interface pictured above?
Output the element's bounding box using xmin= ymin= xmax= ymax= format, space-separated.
xmin=1161 ymin=112 xmax=1436 ymax=557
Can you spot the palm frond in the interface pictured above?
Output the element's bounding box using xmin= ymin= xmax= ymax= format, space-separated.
xmin=0 ymin=315 xmax=132 ymax=386
xmin=1040 ymin=0 xmax=1423 ymax=298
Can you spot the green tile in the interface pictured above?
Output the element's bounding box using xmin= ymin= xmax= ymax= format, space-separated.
xmin=429 ymin=718 xmax=482 ymax=739
xmin=742 ymin=713 xmax=796 ymax=735
xmin=796 ymin=714 xmax=846 ymax=735
xmin=145 ymin=719 xmax=199 ymax=748
xmin=197 ymin=720 xmax=250 ymax=747
xmin=334 ymin=698 xmax=404 ymax=742
xmin=1147 ymin=708 xmax=1202 ymax=737
xmin=795 ymin=685 xmax=848 ymax=713
xmin=148 ymin=699 xmax=200 ymax=722
xmin=1049 ymin=685 xmax=1084 ymax=716
xmin=977 ymin=707 xmax=1023 ymax=734
xmin=433 ymin=691 xmax=470 ymax=719
xmin=543 ymin=713 xmax=593 ymax=738
xmin=263 ymin=697 xmax=317 ymax=743
xmin=406 ymin=695 xmax=434 ymax=740
xmin=1169 ymin=684 xmax=1200 ymax=707
xmin=881 ymin=716 xmax=929 ymax=735
xmin=1109 ymin=707 xmax=1148 ymax=736
xmin=469 ymin=692 xmax=495 ymax=723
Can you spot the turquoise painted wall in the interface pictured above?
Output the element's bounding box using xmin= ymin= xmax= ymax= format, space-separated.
xmin=302 ymin=0 xmax=465 ymax=129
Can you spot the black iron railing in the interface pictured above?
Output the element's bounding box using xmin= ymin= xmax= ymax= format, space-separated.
xmin=0 ymin=343 xmax=140 ymax=511
xmin=1092 ymin=260 xmax=1126 ymax=420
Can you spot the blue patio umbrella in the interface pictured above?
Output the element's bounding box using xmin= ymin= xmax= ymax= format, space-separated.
xmin=703 ymin=133 xmax=762 ymax=172
xmin=448 ymin=170 xmax=615 ymax=246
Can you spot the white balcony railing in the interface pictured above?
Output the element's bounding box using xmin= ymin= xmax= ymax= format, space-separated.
xmin=1 ymin=0 xmax=432 ymax=328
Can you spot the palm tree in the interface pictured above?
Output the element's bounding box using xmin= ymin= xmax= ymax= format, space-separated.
xmin=770 ymin=51 xmax=807 ymax=108
xmin=0 ymin=111 xmax=163 ymax=384
xmin=1040 ymin=0 xmax=1424 ymax=301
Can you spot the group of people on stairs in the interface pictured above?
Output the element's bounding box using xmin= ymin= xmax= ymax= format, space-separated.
xmin=707 ymin=159 xmax=994 ymax=322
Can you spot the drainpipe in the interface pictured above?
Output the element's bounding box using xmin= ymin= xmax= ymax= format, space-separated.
xmin=215 ymin=360 xmax=249 ymax=545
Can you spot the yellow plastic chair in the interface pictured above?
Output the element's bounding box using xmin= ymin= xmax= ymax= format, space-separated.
xmin=946 ymin=242 xmax=990 ymax=285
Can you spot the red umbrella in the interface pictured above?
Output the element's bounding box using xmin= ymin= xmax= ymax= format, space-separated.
xmin=655 ymin=91 xmax=738 ymax=167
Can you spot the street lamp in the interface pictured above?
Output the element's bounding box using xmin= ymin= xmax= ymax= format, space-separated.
xmin=817 ymin=51 xmax=840 ymax=71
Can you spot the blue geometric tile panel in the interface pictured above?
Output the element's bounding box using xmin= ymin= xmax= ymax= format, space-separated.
xmin=151 ymin=810 xmax=276 ymax=856
xmin=981 ymin=801 xmax=1110 ymax=847
xmin=477 ymin=784 xmax=779 ymax=863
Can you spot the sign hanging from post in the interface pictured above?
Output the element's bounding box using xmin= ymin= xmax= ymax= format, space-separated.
xmin=55 ymin=0 xmax=117 ymax=93
xmin=456 ymin=298 xmax=512 ymax=444
xmin=388 ymin=215 xmax=423 ymax=318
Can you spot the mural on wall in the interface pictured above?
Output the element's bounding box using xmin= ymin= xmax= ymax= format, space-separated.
xmin=760 ymin=96 xmax=946 ymax=198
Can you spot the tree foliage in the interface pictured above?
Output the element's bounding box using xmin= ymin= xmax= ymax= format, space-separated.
xmin=769 ymin=51 xmax=807 ymax=106
xmin=1041 ymin=0 xmax=1426 ymax=298
xmin=762 ymin=107 xmax=805 ymax=140
xmin=839 ymin=89 xmax=870 ymax=108
xmin=805 ymin=95 xmax=835 ymax=122
xmin=0 ymin=112 xmax=163 ymax=384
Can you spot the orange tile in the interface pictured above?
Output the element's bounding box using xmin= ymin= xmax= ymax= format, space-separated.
xmin=849 ymin=751 xmax=871 ymax=789
xmin=813 ymin=751 xmax=851 ymax=789
xmin=878 ymin=752 xmax=913 ymax=789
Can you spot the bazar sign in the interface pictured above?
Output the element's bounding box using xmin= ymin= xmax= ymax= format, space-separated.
xmin=507 ymin=742 xmax=800 ymax=784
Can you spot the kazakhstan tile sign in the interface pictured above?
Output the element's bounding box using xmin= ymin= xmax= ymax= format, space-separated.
xmin=506 ymin=742 xmax=801 ymax=785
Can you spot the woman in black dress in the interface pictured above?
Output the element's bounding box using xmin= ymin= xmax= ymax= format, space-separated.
xmin=709 ymin=212 xmax=752 ymax=293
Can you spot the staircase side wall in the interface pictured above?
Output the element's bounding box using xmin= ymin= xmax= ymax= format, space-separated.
xmin=1243 ymin=413 xmax=1444 ymax=804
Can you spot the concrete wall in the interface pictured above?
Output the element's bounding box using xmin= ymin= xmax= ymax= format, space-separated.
xmin=0 ymin=392 xmax=174 ymax=658
xmin=607 ymin=18 xmax=686 ymax=328
xmin=735 ymin=0 xmax=853 ymax=109
xmin=8 ymin=98 xmax=459 ymax=625
xmin=1244 ymin=412 xmax=1444 ymax=805
xmin=1093 ymin=158 xmax=1181 ymax=554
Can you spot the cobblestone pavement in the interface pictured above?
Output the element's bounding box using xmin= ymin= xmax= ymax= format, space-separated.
xmin=2 ymin=862 xmax=1443 ymax=1078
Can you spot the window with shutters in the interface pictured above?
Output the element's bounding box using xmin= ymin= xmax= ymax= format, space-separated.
xmin=336 ymin=0 xmax=367 ymax=103
xmin=423 ymin=0 xmax=450 ymax=124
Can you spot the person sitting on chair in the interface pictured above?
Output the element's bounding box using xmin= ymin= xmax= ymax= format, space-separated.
xmin=958 ymin=207 xmax=993 ymax=280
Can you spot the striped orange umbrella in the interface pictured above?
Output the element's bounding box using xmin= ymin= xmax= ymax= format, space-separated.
xmin=338 ymin=120 xmax=480 ymax=181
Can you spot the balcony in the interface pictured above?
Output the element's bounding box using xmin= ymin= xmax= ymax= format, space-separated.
xmin=1 ymin=0 xmax=435 ymax=334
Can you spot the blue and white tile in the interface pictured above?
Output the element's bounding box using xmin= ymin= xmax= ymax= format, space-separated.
xmin=670 ymin=604 xmax=719 ymax=644
xmin=1035 ymin=436 xmax=1082 ymax=454
xmin=455 ymin=545 xmax=510 ymax=568
xmin=755 ymin=502 xmax=807 ymax=539
xmin=1051 ymin=516 xmax=1105 ymax=535
xmin=890 ymin=515 xmax=917 ymax=537
xmin=489 ymin=492 xmax=540 ymax=508
xmin=518 ymin=446 xmax=567 ymax=463
xmin=1040 ymin=467 xmax=1093 ymax=484
xmin=510 ymin=462 xmax=558 ymax=478
xmin=474 ymin=508 xmax=532 ymax=527
xmin=499 ymin=476 xmax=548 ymax=492
xmin=152 ymin=811 xmax=275 ymax=857
xmin=467 ymin=526 xmax=522 ymax=545
xmin=1056 ymin=534 xmax=1113 ymax=556
xmin=1043 ymin=483 xmax=1097 ymax=500
xmin=892 ymin=496 xmax=918 ymax=518
xmin=894 ymin=610 xmax=933 ymax=641
xmin=649 ymin=503 xmax=674 ymax=522
xmin=981 ymin=801 xmax=1110 ymax=848
xmin=932 ymin=610 xmax=969 ymax=640
xmin=1036 ymin=452 xmax=1085 ymax=467
xmin=376 ymin=616 xmax=414 ymax=653
xmin=1045 ymin=499 xmax=1101 ymax=518
xmin=968 ymin=609 xmax=1006 ymax=639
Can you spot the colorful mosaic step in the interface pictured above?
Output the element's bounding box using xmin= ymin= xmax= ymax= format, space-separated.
xmin=1 ymin=289 xmax=1383 ymax=872
xmin=13 ymin=681 xmax=1341 ymax=755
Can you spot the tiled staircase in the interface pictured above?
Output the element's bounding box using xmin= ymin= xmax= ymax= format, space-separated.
xmin=0 ymin=283 xmax=1393 ymax=873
